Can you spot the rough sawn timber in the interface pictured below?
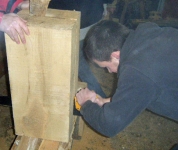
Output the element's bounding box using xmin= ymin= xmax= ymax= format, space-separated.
xmin=5 ymin=9 xmax=80 ymax=142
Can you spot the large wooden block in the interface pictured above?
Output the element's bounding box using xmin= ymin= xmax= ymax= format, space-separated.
xmin=5 ymin=9 xmax=80 ymax=142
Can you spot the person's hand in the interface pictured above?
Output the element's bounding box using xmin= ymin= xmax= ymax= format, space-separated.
xmin=76 ymin=88 xmax=97 ymax=106
xmin=94 ymin=95 xmax=111 ymax=107
xmin=0 ymin=13 xmax=29 ymax=44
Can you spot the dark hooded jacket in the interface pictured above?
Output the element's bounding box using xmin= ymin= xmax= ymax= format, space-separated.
xmin=81 ymin=22 xmax=178 ymax=137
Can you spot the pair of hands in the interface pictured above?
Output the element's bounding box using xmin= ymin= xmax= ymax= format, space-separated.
xmin=76 ymin=88 xmax=110 ymax=107
xmin=0 ymin=1 xmax=29 ymax=44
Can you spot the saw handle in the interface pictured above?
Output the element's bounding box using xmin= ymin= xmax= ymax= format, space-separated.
xmin=74 ymin=96 xmax=81 ymax=111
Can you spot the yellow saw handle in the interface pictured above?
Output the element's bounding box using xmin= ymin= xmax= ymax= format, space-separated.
xmin=74 ymin=94 xmax=98 ymax=111
xmin=74 ymin=96 xmax=81 ymax=111
xmin=74 ymin=88 xmax=82 ymax=111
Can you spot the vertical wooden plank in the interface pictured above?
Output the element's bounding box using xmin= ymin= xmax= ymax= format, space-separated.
xmin=5 ymin=9 xmax=80 ymax=142
xmin=11 ymin=136 xmax=22 ymax=150
xmin=17 ymin=136 xmax=40 ymax=150
xmin=38 ymin=140 xmax=71 ymax=150
xmin=11 ymin=136 xmax=41 ymax=150
xmin=38 ymin=140 xmax=61 ymax=150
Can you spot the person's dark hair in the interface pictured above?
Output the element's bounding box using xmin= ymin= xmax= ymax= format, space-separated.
xmin=84 ymin=20 xmax=130 ymax=61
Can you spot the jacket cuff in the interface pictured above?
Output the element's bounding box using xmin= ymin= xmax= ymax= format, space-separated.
xmin=0 ymin=13 xmax=4 ymax=24
xmin=80 ymin=100 xmax=92 ymax=114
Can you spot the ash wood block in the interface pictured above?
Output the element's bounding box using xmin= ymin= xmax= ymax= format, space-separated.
xmin=5 ymin=9 xmax=80 ymax=142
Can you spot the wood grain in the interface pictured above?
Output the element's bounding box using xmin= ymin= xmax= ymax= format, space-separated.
xmin=5 ymin=9 xmax=80 ymax=142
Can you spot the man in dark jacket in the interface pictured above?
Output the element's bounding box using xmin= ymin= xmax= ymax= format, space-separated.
xmin=76 ymin=20 xmax=178 ymax=137
xmin=49 ymin=0 xmax=114 ymax=98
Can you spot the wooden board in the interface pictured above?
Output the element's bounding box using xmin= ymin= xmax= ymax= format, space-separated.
xmin=5 ymin=9 xmax=80 ymax=142
xmin=11 ymin=136 xmax=72 ymax=150
xmin=11 ymin=114 xmax=85 ymax=150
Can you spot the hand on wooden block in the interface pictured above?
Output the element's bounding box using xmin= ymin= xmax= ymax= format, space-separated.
xmin=0 ymin=13 xmax=29 ymax=44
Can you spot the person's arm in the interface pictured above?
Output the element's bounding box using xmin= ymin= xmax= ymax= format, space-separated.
xmin=0 ymin=13 xmax=29 ymax=44
xmin=0 ymin=13 xmax=4 ymax=24
xmin=0 ymin=1 xmax=30 ymax=44
xmin=95 ymin=95 xmax=111 ymax=107
xmin=76 ymin=88 xmax=98 ymax=106
xmin=76 ymin=88 xmax=111 ymax=107
xmin=79 ymin=67 xmax=160 ymax=137
xmin=0 ymin=0 xmax=7 ymax=23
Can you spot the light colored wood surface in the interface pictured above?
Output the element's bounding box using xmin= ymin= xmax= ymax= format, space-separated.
xmin=30 ymin=0 xmax=51 ymax=16
xmin=5 ymin=9 xmax=80 ymax=142
xmin=11 ymin=136 xmax=72 ymax=150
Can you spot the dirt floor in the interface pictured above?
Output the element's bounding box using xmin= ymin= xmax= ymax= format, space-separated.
xmin=0 ymin=62 xmax=178 ymax=150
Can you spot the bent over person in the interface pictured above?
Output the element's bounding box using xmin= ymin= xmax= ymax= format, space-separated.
xmin=76 ymin=20 xmax=178 ymax=137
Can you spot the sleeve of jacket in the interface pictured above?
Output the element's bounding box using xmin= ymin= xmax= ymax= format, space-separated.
xmin=0 ymin=13 xmax=4 ymax=23
xmin=0 ymin=0 xmax=8 ymax=23
xmin=80 ymin=66 xmax=160 ymax=137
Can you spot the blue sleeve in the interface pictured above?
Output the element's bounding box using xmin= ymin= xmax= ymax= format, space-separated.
xmin=80 ymin=66 xmax=160 ymax=137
